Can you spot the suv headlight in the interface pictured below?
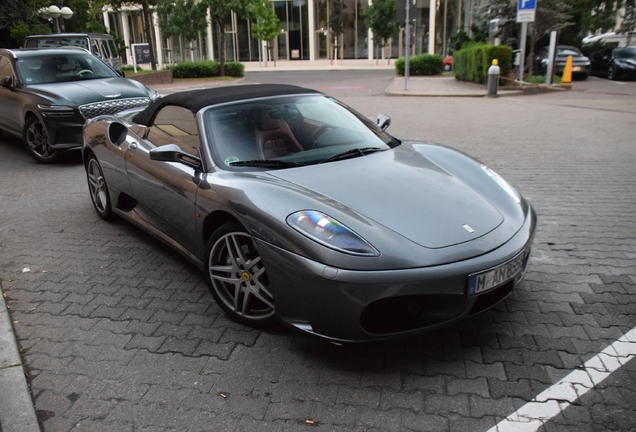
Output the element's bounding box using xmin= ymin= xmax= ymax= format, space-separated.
xmin=38 ymin=104 xmax=74 ymax=117
xmin=287 ymin=210 xmax=380 ymax=257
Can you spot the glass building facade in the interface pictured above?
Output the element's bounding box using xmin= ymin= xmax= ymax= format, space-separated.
xmin=102 ymin=0 xmax=444 ymax=67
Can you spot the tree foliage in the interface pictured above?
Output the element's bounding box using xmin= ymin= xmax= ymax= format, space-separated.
xmin=250 ymin=0 xmax=280 ymax=43
xmin=620 ymin=0 xmax=636 ymax=44
xmin=362 ymin=0 xmax=399 ymax=46
xmin=0 ymin=0 xmax=50 ymax=47
xmin=157 ymin=0 xmax=208 ymax=42
xmin=201 ymin=0 xmax=256 ymax=76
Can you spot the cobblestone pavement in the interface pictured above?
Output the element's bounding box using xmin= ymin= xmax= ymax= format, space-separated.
xmin=1 ymin=80 xmax=635 ymax=431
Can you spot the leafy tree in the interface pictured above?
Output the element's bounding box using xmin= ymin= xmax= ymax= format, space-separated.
xmin=202 ymin=0 xmax=256 ymax=76
xmin=472 ymin=0 xmax=572 ymax=74
xmin=329 ymin=0 xmax=347 ymax=62
xmin=0 ymin=0 xmax=50 ymax=47
xmin=471 ymin=0 xmax=517 ymax=46
xmin=250 ymin=0 xmax=281 ymax=66
xmin=157 ymin=0 xmax=208 ymax=60
xmin=110 ymin=0 xmax=158 ymax=70
xmin=362 ymin=0 xmax=399 ymax=64
xmin=620 ymin=0 xmax=636 ymax=45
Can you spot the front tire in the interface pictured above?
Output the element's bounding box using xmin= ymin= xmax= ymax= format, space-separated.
xmin=205 ymin=223 xmax=275 ymax=327
xmin=23 ymin=116 xmax=60 ymax=163
xmin=85 ymin=154 xmax=114 ymax=220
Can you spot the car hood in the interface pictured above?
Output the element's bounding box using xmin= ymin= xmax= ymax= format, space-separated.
xmin=269 ymin=144 xmax=504 ymax=249
xmin=25 ymin=78 xmax=151 ymax=106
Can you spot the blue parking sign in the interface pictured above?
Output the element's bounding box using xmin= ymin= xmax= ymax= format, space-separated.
xmin=518 ymin=0 xmax=536 ymax=10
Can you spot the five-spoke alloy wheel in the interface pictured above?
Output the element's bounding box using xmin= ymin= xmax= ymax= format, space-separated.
xmin=205 ymin=223 xmax=275 ymax=327
xmin=23 ymin=116 xmax=59 ymax=163
xmin=86 ymin=154 xmax=114 ymax=220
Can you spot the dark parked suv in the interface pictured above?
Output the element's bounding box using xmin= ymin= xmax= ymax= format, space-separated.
xmin=0 ymin=47 xmax=159 ymax=163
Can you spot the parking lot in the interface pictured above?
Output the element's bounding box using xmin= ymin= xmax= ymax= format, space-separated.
xmin=1 ymin=73 xmax=635 ymax=431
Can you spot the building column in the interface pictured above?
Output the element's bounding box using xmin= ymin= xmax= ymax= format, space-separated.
xmin=206 ymin=8 xmax=214 ymax=61
xmin=153 ymin=11 xmax=163 ymax=68
xmin=102 ymin=12 xmax=110 ymax=33
xmin=428 ymin=0 xmax=436 ymax=54
xmin=308 ymin=0 xmax=316 ymax=61
xmin=121 ymin=11 xmax=132 ymax=64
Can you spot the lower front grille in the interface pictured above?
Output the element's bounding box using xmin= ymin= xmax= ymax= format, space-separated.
xmin=79 ymin=97 xmax=150 ymax=119
xmin=360 ymin=294 xmax=467 ymax=335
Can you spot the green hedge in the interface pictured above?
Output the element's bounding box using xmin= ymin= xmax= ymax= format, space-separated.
xmin=167 ymin=61 xmax=244 ymax=78
xmin=395 ymin=54 xmax=444 ymax=76
xmin=453 ymin=44 xmax=512 ymax=84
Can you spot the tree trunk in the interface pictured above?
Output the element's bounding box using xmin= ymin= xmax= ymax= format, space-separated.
xmin=142 ymin=3 xmax=157 ymax=70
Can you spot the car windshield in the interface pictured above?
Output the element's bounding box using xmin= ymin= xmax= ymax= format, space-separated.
xmin=203 ymin=94 xmax=400 ymax=170
xmin=614 ymin=47 xmax=636 ymax=59
xmin=557 ymin=46 xmax=583 ymax=56
xmin=16 ymin=52 xmax=117 ymax=85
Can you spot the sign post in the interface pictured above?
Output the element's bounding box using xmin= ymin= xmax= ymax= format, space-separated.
xmin=516 ymin=0 xmax=536 ymax=84
xmin=131 ymin=43 xmax=151 ymax=73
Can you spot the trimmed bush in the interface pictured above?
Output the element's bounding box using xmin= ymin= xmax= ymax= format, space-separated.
xmin=453 ymin=43 xmax=512 ymax=84
xmin=121 ymin=64 xmax=142 ymax=71
xmin=167 ymin=61 xmax=244 ymax=78
xmin=395 ymin=54 xmax=444 ymax=76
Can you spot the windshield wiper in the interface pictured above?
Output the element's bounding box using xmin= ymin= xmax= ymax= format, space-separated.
xmin=319 ymin=147 xmax=385 ymax=164
xmin=229 ymin=159 xmax=303 ymax=169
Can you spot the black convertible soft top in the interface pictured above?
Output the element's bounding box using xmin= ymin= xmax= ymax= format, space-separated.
xmin=131 ymin=83 xmax=322 ymax=126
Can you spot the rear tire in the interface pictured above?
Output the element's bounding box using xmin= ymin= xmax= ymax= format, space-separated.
xmin=23 ymin=116 xmax=60 ymax=163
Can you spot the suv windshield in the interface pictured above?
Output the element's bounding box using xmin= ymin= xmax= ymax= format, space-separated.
xmin=203 ymin=94 xmax=400 ymax=170
xmin=16 ymin=52 xmax=117 ymax=85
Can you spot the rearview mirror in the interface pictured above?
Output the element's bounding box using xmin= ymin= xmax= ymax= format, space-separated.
xmin=150 ymin=144 xmax=202 ymax=170
xmin=377 ymin=114 xmax=391 ymax=131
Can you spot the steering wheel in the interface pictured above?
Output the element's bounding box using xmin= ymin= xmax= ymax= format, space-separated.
xmin=77 ymin=69 xmax=94 ymax=77
xmin=307 ymin=125 xmax=331 ymax=149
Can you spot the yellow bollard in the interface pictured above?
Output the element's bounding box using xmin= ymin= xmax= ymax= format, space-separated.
xmin=561 ymin=55 xmax=573 ymax=85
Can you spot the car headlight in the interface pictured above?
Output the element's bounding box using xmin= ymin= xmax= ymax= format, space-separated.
xmin=37 ymin=104 xmax=74 ymax=117
xmin=287 ymin=210 xmax=380 ymax=257
xmin=481 ymin=164 xmax=521 ymax=203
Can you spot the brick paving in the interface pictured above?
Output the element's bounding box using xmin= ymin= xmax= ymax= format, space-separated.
xmin=1 ymin=77 xmax=635 ymax=431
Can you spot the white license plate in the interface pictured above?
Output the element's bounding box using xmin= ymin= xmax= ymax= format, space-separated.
xmin=468 ymin=252 xmax=525 ymax=296
xmin=572 ymin=66 xmax=581 ymax=71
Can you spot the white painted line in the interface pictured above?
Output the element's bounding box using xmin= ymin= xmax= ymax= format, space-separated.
xmin=488 ymin=327 xmax=636 ymax=432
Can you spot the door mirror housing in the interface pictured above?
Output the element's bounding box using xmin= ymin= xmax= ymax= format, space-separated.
xmin=0 ymin=76 xmax=13 ymax=88
xmin=377 ymin=114 xmax=391 ymax=131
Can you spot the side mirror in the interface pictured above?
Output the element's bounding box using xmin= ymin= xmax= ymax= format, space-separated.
xmin=149 ymin=144 xmax=202 ymax=170
xmin=115 ymin=69 xmax=124 ymax=77
xmin=377 ymin=114 xmax=391 ymax=131
xmin=0 ymin=76 xmax=12 ymax=88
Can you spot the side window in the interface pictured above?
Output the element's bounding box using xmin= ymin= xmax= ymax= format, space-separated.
xmin=91 ymin=40 xmax=101 ymax=57
xmin=147 ymin=106 xmax=200 ymax=157
xmin=99 ymin=40 xmax=111 ymax=58
xmin=0 ymin=56 xmax=16 ymax=84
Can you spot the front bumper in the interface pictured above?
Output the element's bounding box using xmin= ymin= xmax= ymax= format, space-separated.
xmin=41 ymin=114 xmax=84 ymax=150
xmin=256 ymin=206 xmax=537 ymax=342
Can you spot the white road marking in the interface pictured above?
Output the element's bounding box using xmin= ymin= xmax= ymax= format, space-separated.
xmin=488 ymin=327 xmax=636 ymax=432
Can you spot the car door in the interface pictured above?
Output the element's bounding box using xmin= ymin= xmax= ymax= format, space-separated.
xmin=0 ymin=55 xmax=23 ymax=135
xmin=125 ymin=105 xmax=202 ymax=254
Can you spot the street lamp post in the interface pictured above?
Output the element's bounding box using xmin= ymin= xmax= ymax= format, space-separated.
xmin=43 ymin=5 xmax=74 ymax=33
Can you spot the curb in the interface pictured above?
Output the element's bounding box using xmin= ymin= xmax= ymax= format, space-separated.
xmin=0 ymin=285 xmax=40 ymax=432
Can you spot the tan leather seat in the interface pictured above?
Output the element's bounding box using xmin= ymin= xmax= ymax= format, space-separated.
xmin=253 ymin=107 xmax=303 ymax=159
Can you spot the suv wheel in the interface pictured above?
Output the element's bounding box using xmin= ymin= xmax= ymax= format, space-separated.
xmin=23 ymin=116 xmax=60 ymax=163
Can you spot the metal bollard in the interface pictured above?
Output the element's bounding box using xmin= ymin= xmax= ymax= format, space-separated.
xmin=487 ymin=59 xmax=500 ymax=98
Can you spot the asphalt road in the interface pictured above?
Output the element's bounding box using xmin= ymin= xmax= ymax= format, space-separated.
xmin=1 ymin=73 xmax=635 ymax=431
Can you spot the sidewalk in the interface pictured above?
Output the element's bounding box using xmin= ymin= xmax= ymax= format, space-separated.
xmin=0 ymin=285 xmax=39 ymax=431
xmin=149 ymin=59 xmax=528 ymax=97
